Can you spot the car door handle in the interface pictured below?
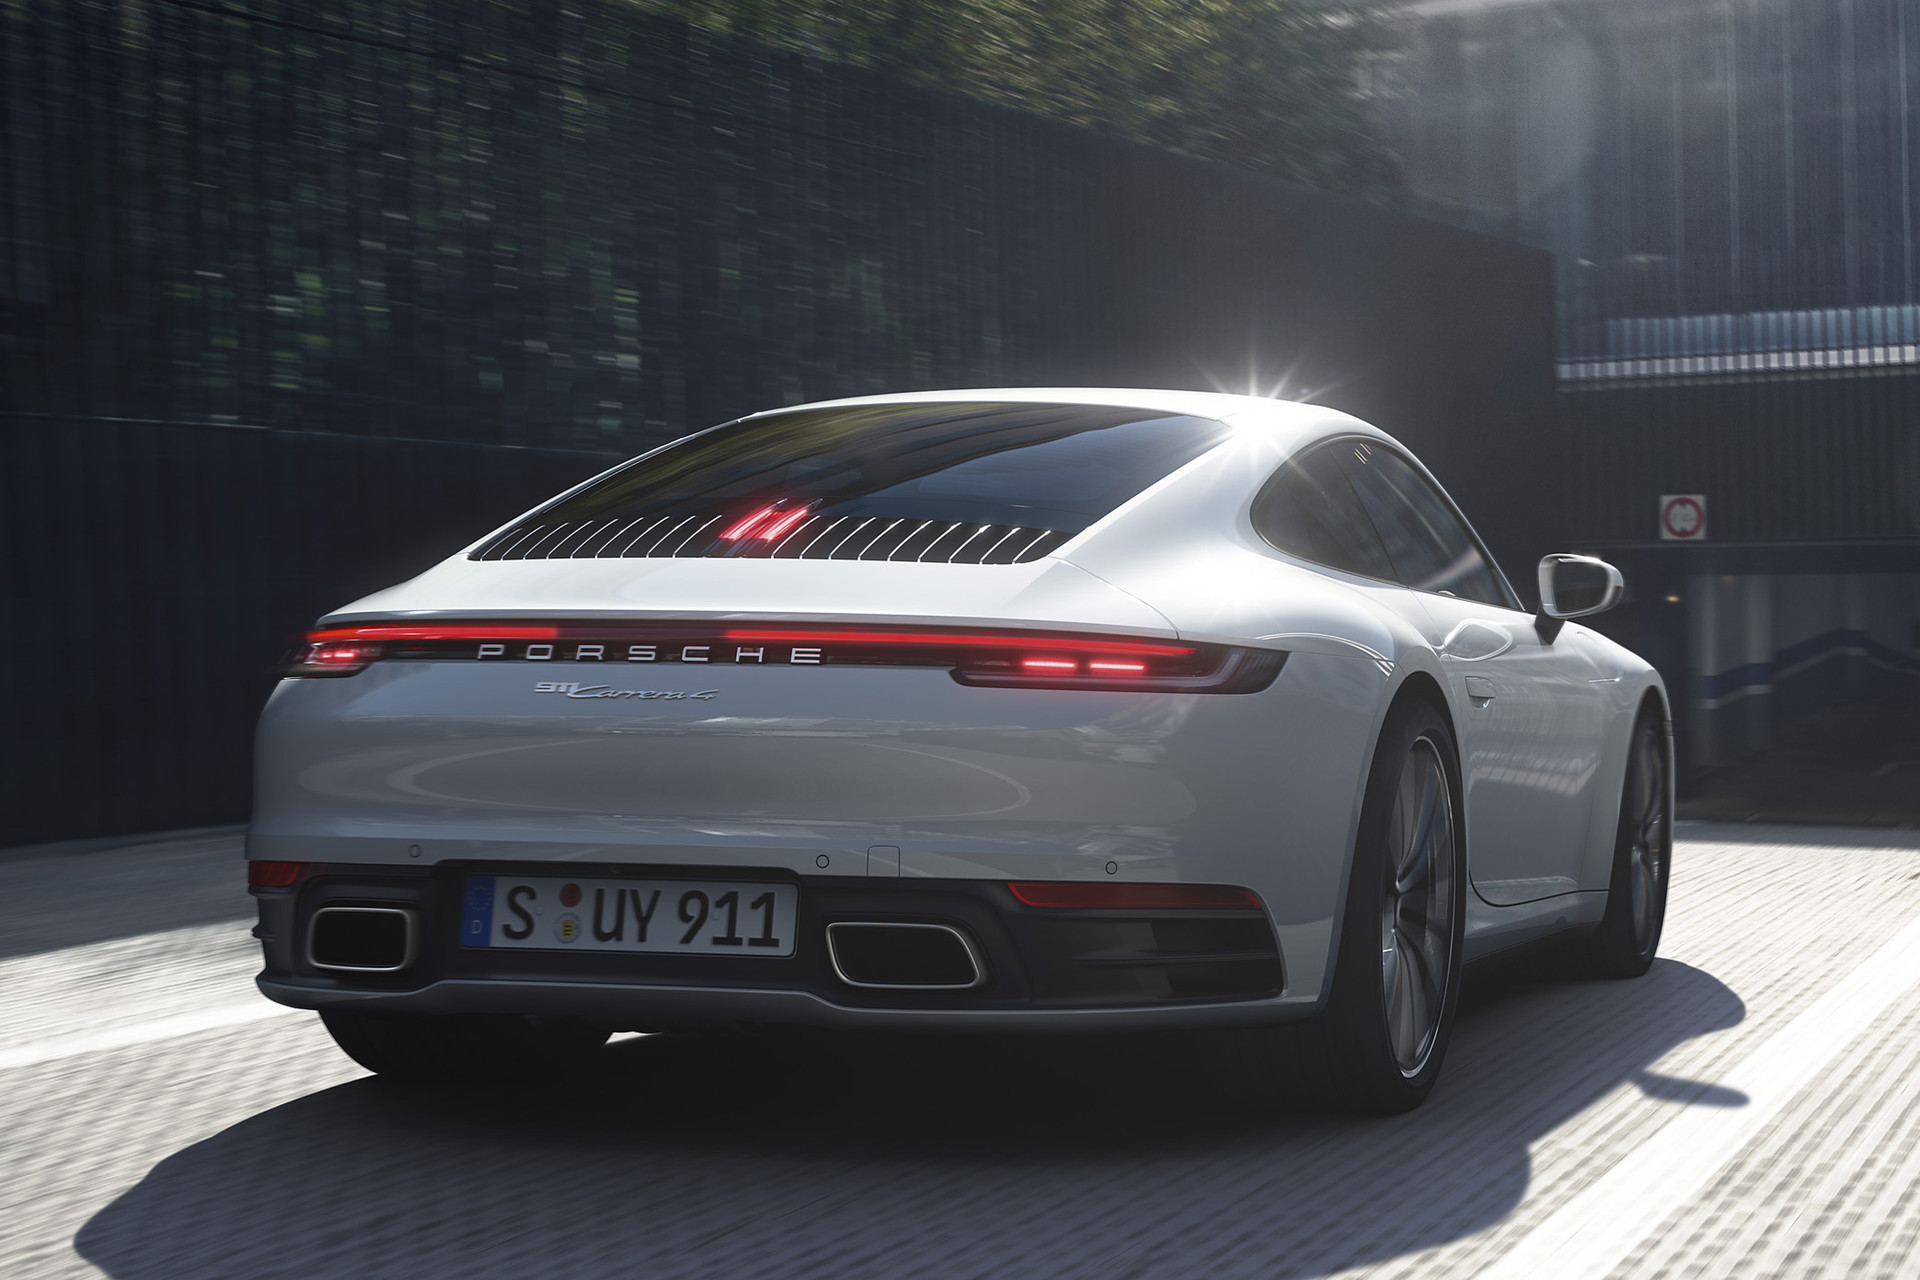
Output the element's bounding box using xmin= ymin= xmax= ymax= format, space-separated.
xmin=1464 ymin=676 xmax=1496 ymax=705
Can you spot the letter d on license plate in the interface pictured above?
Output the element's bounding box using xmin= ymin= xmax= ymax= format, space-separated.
xmin=461 ymin=875 xmax=798 ymax=957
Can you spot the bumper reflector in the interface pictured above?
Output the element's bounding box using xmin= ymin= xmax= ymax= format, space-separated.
xmin=1007 ymin=882 xmax=1261 ymax=910
xmin=248 ymin=860 xmax=315 ymax=889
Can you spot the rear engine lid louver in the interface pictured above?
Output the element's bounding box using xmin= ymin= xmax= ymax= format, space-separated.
xmin=475 ymin=514 xmax=1075 ymax=564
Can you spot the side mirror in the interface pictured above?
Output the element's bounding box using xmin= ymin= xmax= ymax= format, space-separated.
xmin=1538 ymin=554 xmax=1624 ymax=620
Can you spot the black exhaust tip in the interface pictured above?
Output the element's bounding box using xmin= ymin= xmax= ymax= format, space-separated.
xmin=308 ymin=906 xmax=417 ymax=973
xmin=826 ymin=922 xmax=985 ymax=990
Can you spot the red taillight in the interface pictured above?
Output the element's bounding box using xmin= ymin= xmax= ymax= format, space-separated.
xmin=287 ymin=623 xmax=560 ymax=677
xmin=718 ymin=626 xmax=1275 ymax=691
xmin=312 ymin=642 xmax=378 ymax=667
xmin=722 ymin=627 xmax=1192 ymax=656
xmin=248 ymin=860 xmax=314 ymax=888
xmin=953 ymin=645 xmax=1279 ymax=693
xmin=285 ymin=640 xmax=383 ymax=677
xmin=1007 ymin=882 xmax=1262 ymax=909
xmin=307 ymin=625 xmax=560 ymax=642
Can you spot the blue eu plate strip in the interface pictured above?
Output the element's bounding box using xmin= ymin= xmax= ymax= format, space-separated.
xmin=461 ymin=875 xmax=495 ymax=948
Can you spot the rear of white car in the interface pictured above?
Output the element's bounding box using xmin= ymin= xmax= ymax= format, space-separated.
xmin=248 ymin=394 xmax=1382 ymax=1051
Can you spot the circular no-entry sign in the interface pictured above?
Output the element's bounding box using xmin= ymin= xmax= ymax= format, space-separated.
xmin=1659 ymin=494 xmax=1707 ymax=541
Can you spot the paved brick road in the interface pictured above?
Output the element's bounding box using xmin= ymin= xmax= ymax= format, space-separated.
xmin=3 ymin=823 xmax=1919 ymax=1279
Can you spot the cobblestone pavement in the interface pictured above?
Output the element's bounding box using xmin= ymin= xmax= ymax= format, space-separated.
xmin=4 ymin=823 xmax=1920 ymax=1279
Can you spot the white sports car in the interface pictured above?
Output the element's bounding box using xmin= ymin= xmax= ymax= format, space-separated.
xmin=248 ymin=388 xmax=1671 ymax=1112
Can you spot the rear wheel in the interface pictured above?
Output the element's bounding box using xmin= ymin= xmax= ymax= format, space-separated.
xmin=1211 ymin=697 xmax=1466 ymax=1114
xmin=1584 ymin=708 xmax=1671 ymax=978
xmin=319 ymin=1009 xmax=611 ymax=1084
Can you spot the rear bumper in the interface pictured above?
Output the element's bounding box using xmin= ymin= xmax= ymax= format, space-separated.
xmin=257 ymin=977 xmax=1310 ymax=1032
xmin=253 ymin=862 xmax=1309 ymax=1031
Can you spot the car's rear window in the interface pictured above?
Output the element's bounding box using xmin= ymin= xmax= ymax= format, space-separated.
xmin=474 ymin=402 xmax=1230 ymax=563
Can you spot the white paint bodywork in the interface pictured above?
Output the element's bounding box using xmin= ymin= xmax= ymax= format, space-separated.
xmin=251 ymin=388 xmax=1667 ymax=1026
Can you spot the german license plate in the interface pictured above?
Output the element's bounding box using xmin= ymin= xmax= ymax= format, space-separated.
xmin=461 ymin=874 xmax=798 ymax=957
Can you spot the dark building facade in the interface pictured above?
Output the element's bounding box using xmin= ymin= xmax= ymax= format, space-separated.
xmin=1391 ymin=0 xmax=1920 ymax=776
xmin=1 ymin=0 xmax=1554 ymax=846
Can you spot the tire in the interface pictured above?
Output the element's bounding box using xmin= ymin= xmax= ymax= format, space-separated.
xmin=1584 ymin=707 xmax=1672 ymax=979
xmin=319 ymin=1009 xmax=611 ymax=1084
xmin=1210 ymin=697 xmax=1467 ymax=1114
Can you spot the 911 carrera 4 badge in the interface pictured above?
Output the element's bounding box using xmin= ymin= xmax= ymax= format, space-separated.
xmin=533 ymin=681 xmax=718 ymax=700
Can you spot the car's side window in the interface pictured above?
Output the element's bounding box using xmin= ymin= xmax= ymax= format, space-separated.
xmin=1252 ymin=442 xmax=1395 ymax=580
xmin=1334 ymin=441 xmax=1509 ymax=607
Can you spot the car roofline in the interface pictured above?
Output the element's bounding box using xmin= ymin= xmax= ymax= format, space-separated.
xmin=739 ymin=387 xmax=1401 ymax=460
xmin=740 ymin=386 xmax=1340 ymax=426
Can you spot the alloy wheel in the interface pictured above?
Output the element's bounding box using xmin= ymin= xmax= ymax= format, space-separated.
xmin=1380 ymin=736 xmax=1457 ymax=1077
xmin=1626 ymin=726 xmax=1670 ymax=952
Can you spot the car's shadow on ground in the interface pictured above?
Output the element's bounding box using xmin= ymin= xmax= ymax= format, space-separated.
xmin=76 ymin=954 xmax=1745 ymax=1279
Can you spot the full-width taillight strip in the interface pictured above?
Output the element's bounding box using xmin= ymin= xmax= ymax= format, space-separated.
xmin=722 ymin=628 xmax=1194 ymax=656
xmin=282 ymin=621 xmax=1281 ymax=692
xmin=305 ymin=624 xmax=1191 ymax=657
xmin=309 ymin=624 xmax=562 ymax=641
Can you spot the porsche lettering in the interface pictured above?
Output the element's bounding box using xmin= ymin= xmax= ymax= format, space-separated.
xmin=476 ymin=642 xmax=822 ymax=663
